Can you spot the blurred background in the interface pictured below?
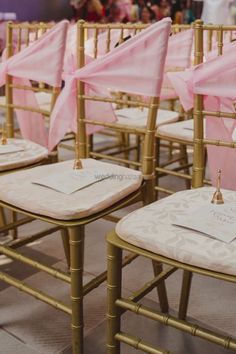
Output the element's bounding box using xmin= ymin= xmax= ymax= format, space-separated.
xmin=0 ymin=0 xmax=236 ymax=26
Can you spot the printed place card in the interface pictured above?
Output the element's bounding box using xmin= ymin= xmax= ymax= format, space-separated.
xmin=0 ymin=144 xmax=24 ymax=155
xmin=173 ymin=203 xmax=236 ymax=243
xmin=32 ymin=169 xmax=112 ymax=195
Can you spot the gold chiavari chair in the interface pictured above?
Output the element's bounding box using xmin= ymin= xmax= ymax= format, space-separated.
xmin=154 ymin=22 xmax=236 ymax=198
xmin=0 ymin=19 xmax=171 ymax=354
xmin=82 ymin=23 xmax=191 ymax=172
xmin=0 ymin=21 xmax=66 ymax=245
xmin=106 ymin=20 xmax=236 ymax=353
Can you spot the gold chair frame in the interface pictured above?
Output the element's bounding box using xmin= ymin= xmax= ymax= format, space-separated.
xmin=0 ymin=19 xmax=170 ymax=354
xmin=74 ymin=23 xmax=191 ymax=175
xmin=0 ymin=22 xmax=62 ymax=246
xmin=155 ymin=23 xmax=236 ymax=197
xmin=106 ymin=20 xmax=236 ymax=353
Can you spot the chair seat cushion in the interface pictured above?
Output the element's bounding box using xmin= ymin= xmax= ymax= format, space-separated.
xmin=157 ymin=119 xmax=194 ymax=141
xmin=116 ymin=187 xmax=236 ymax=275
xmin=0 ymin=138 xmax=48 ymax=172
xmin=0 ymin=159 xmax=142 ymax=220
xmin=116 ymin=108 xmax=179 ymax=128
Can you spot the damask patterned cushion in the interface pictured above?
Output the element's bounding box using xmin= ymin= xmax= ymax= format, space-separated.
xmin=116 ymin=187 xmax=236 ymax=275
xmin=116 ymin=108 xmax=179 ymax=128
xmin=0 ymin=159 xmax=142 ymax=220
xmin=0 ymin=138 xmax=48 ymax=172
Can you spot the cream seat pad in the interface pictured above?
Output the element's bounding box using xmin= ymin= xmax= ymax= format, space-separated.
xmin=0 ymin=159 xmax=142 ymax=220
xmin=157 ymin=119 xmax=194 ymax=141
xmin=116 ymin=187 xmax=236 ymax=276
xmin=0 ymin=138 xmax=48 ymax=172
xmin=115 ymin=108 xmax=179 ymax=128
xmin=157 ymin=119 xmax=207 ymax=141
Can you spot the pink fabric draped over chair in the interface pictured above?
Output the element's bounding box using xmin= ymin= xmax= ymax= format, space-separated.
xmin=84 ymin=27 xmax=193 ymax=101
xmin=0 ymin=20 xmax=69 ymax=147
xmin=49 ymin=18 xmax=172 ymax=151
xmin=160 ymin=28 xmax=193 ymax=101
xmin=64 ymin=25 xmax=131 ymax=75
xmin=168 ymin=47 xmax=236 ymax=190
xmin=85 ymin=28 xmax=130 ymax=59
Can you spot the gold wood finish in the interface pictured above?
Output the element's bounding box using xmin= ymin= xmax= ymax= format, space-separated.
xmin=106 ymin=20 xmax=236 ymax=354
xmin=69 ymin=226 xmax=85 ymax=354
xmin=1 ymin=21 xmax=64 ymax=243
xmin=81 ymin=24 xmax=191 ymax=190
xmin=0 ymin=21 xmax=185 ymax=354
xmin=0 ymin=271 xmax=72 ymax=314
xmin=107 ymin=228 xmax=236 ymax=352
xmin=192 ymin=19 xmax=204 ymax=188
xmin=107 ymin=242 xmax=122 ymax=354
xmin=6 ymin=22 xmax=14 ymax=138
xmin=115 ymin=332 xmax=170 ymax=354
xmin=76 ymin=20 xmax=86 ymax=169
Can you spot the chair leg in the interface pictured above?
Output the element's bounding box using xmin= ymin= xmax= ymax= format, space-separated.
xmin=179 ymin=145 xmax=191 ymax=189
xmin=0 ymin=207 xmax=8 ymax=237
xmin=69 ymin=225 xmax=85 ymax=354
xmin=134 ymin=135 xmax=141 ymax=170
xmin=107 ymin=241 xmax=122 ymax=354
xmin=178 ymin=270 xmax=193 ymax=320
xmin=152 ymin=261 xmax=169 ymax=313
xmin=61 ymin=228 xmax=70 ymax=269
xmin=155 ymin=137 xmax=161 ymax=200
xmin=142 ymin=179 xmax=155 ymax=205
xmin=11 ymin=211 xmax=18 ymax=240
xmin=0 ymin=207 xmax=6 ymax=226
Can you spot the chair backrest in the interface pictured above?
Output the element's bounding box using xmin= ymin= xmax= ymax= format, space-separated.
xmin=204 ymin=26 xmax=236 ymax=55
xmin=192 ymin=20 xmax=236 ymax=190
xmin=1 ymin=21 xmax=67 ymax=146
xmin=74 ymin=19 xmax=171 ymax=182
xmin=84 ymin=22 xmax=191 ymax=59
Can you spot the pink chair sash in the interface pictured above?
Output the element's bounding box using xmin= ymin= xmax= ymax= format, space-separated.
xmin=0 ymin=20 xmax=69 ymax=147
xmin=160 ymin=28 xmax=193 ymax=101
xmin=85 ymin=28 xmax=130 ymax=59
xmin=168 ymin=47 xmax=236 ymax=190
xmin=49 ymin=18 xmax=171 ymax=151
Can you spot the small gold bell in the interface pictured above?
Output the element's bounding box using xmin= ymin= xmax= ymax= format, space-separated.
xmin=211 ymin=169 xmax=224 ymax=205
xmin=1 ymin=123 xmax=7 ymax=145
xmin=73 ymin=159 xmax=83 ymax=170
